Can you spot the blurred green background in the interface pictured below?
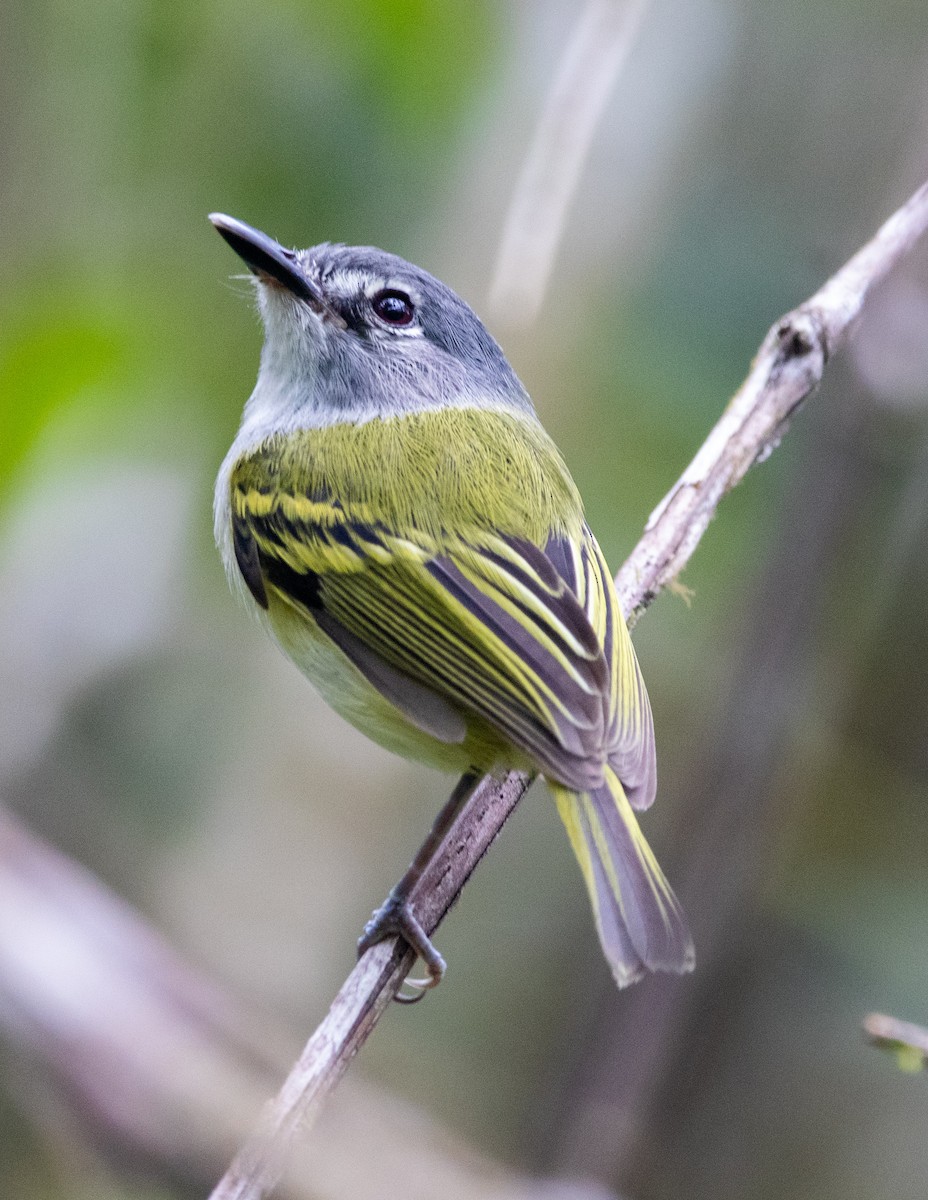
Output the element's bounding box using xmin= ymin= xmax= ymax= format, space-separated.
xmin=2 ymin=1 xmax=928 ymax=1198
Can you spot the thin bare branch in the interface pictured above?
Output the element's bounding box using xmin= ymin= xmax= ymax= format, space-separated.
xmin=210 ymin=772 xmax=530 ymax=1200
xmin=209 ymin=176 xmax=928 ymax=1200
xmin=864 ymin=1012 xmax=928 ymax=1072
xmin=488 ymin=0 xmax=648 ymax=326
xmin=617 ymin=176 xmax=928 ymax=619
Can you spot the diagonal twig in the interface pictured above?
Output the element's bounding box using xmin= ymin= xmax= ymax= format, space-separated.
xmin=209 ymin=178 xmax=928 ymax=1200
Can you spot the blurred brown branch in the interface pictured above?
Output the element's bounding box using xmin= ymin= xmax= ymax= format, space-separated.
xmin=0 ymin=805 xmax=615 ymax=1200
xmin=864 ymin=1012 xmax=928 ymax=1073
xmin=208 ymin=179 xmax=928 ymax=1200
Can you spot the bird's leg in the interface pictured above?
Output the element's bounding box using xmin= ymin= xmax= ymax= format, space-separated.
xmin=357 ymin=769 xmax=482 ymax=1002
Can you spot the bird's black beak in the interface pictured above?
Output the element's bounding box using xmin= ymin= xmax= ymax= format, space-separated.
xmin=209 ymin=214 xmax=330 ymax=315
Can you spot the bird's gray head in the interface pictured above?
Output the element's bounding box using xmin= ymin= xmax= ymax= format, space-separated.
xmin=210 ymin=214 xmax=532 ymax=434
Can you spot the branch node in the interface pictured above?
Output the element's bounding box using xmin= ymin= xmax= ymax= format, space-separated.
xmin=775 ymin=317 xmax=815 ymax=361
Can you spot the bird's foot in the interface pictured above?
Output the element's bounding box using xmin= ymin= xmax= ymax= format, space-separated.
xmin=357 ymin=891 xmax=445 ymax=1004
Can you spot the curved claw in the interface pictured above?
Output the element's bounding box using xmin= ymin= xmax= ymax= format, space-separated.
xmin=357 ymin=891 xmax=446 ymax=1002
xmin=394 ymin=975 xmax=439 ymax=1005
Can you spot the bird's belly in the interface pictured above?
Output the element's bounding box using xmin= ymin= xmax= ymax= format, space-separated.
xmin=265 ymin=595 xmax=499 ymax=775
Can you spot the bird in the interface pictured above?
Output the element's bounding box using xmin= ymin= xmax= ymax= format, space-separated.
xmin=210 ymin=213 xmax=694 ymax=995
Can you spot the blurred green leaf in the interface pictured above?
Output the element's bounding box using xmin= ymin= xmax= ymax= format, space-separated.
xmin=0 ymin=312 xmax=121 ymax=501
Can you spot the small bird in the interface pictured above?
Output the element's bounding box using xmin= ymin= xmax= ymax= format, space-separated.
xmin=211 ymin=214 xmax=694 ymax=994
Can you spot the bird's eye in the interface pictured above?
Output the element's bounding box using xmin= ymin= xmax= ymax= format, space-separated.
xmin=371 ymin=289 xmax=415 ymax=327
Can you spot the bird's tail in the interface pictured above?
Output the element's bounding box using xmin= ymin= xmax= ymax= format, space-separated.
xmin=552 ymin=766 xmax=695 ymax=987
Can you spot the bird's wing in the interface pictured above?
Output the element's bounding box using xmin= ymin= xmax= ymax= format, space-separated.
xmin=546 ymin=531 xmax=656 ymax=810
xmin=231 ymin=490 xmax=643 ymax=791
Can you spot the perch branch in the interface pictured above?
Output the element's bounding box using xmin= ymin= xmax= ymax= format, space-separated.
xmin=210 ymin=177 xmax=928 ymax=1200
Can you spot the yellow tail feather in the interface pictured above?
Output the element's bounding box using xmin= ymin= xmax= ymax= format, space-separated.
xmin=553 ymin=767 xmax=694 ymax=987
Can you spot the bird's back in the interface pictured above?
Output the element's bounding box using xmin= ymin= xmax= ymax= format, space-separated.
xmin=228 ymin=405 xmax=585 ymax=549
